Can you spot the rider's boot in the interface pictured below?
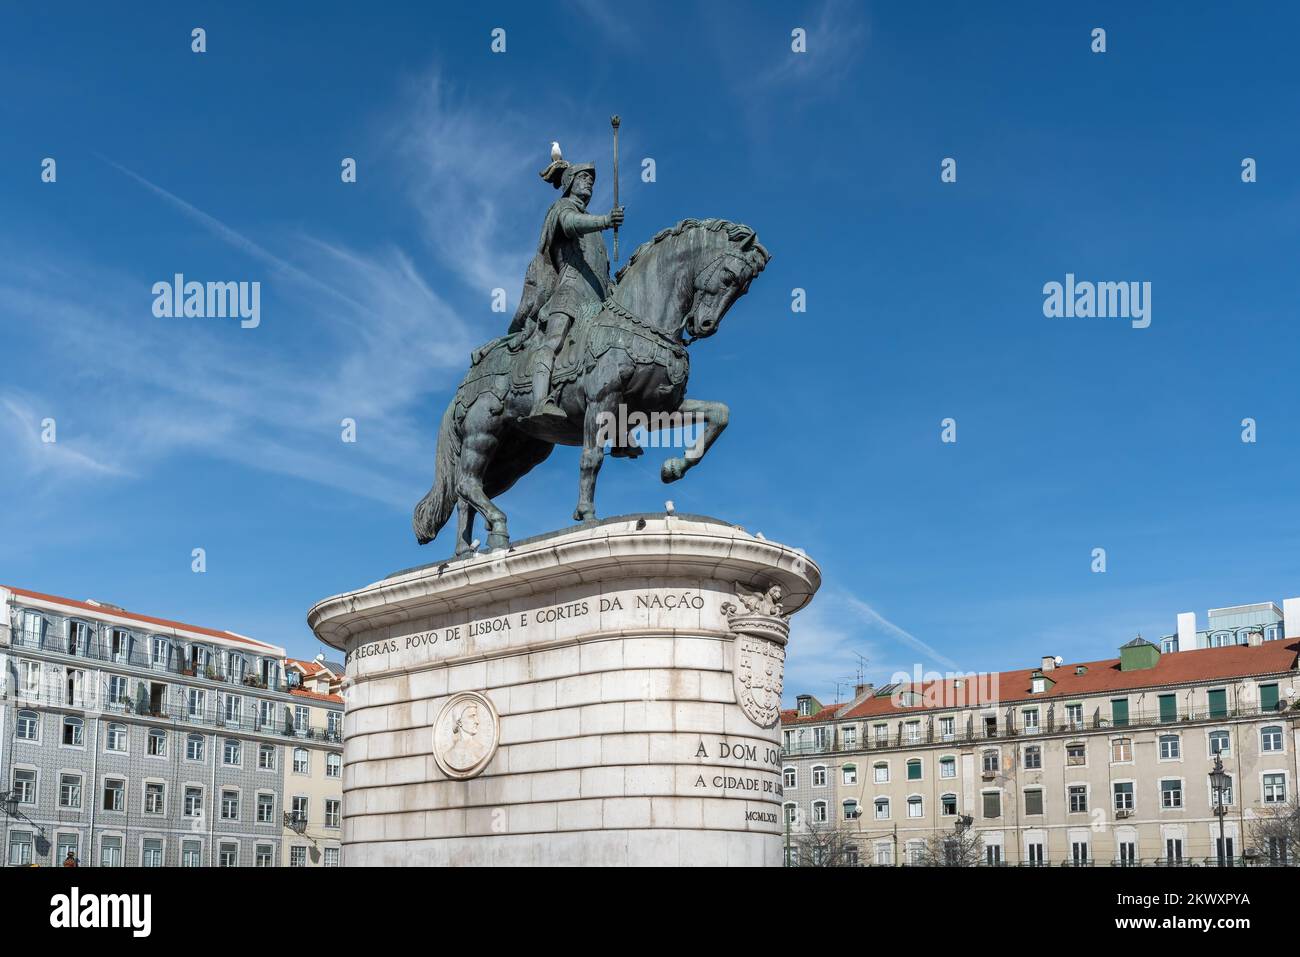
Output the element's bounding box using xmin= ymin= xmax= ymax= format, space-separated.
xmin=526 ymin=350 xmax=566 ymax=422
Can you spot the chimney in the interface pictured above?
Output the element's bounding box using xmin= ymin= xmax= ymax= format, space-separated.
xmin=854 ymin=682 xmax=874 ymax=697
xmin=1040 ymin=655 xmax=1056 ymax=672
xmin=1285 ymin=598 xmax=1300 ymax=640
xmin=1248 ymin=629 xmax=1264 ymax=647
xmin=1177 ymin=612 xmax=1195 ymax=651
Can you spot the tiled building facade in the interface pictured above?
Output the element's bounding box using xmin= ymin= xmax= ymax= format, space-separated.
xmin=782 ymin=615 xmax=1300 ymax=867
xmin=0 ymin=586 xmax=343 ymax=867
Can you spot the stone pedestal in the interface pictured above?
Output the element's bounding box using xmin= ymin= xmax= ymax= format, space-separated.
xmin=307 ymin=514 xmax=820 ymax=867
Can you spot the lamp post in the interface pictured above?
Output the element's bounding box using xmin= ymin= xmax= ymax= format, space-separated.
xmin=1210 ymin=754 xmax=1230 ymax=866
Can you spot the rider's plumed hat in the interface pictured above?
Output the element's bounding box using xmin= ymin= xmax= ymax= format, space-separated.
xmin=539 ymin=143 xmax=594 ymax=195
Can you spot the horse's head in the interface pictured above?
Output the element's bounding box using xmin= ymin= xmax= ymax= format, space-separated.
xmin=614 ymin=218 xmax=771 ymax=343
xmin=685 ymin=223 xmax=771 ymax=340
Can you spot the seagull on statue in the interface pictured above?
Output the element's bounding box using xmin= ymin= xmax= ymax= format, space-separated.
xmin=551 ymin=141 xmax=562 ymax=161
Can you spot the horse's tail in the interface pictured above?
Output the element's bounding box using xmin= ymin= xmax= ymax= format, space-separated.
xmin=412 ymin=400 xmax=460 ymax=545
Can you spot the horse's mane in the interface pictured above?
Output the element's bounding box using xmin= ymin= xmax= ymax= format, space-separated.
xmin=614 ymin=218 xmax=769 ymax=283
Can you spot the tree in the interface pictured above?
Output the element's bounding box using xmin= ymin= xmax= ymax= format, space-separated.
xmin=792 ymin=821 xmax=860 ymax=867
xmin=917 ymin=818 xmax=985 ymax=867
xmin=1248 ymin=799 xmax=1300 ymax=865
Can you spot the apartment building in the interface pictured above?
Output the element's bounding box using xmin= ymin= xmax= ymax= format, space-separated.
xmin=0 ymin=585 xmax=343 ymax=867
xmin=282 ymin=658 xmax=344 ymax=867
xmin=781 ymin=614 xmax=1300 ymax=866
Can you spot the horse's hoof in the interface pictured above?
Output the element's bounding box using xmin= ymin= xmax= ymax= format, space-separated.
xmin=661 ymin=458 xmax=686 ymax=483
xmin=487 ymin=532 xmax=510 ymax=551
xmin=572 ymin=507 xmax=597 ymax=523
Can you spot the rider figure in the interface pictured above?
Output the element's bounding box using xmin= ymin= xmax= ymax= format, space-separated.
xmin=510 ymin=152 xmax=624 ymax=422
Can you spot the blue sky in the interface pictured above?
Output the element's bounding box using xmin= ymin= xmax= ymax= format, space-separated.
xmin=3 ymin=2 xmax=1300 ymax=703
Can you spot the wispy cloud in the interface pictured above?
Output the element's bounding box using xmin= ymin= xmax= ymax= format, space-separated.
xmin=753 ymin=0 xmax=868 ymax=92
xmin=0 ymin=68 xmax=537 ymax=515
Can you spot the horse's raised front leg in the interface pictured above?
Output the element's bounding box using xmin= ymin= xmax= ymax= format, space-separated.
xmin=661 ymin=398 xmax=729 ymax=483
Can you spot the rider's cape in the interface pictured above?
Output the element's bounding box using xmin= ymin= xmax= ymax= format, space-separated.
xmin=507 ymin=195 xmax=585 ymax=336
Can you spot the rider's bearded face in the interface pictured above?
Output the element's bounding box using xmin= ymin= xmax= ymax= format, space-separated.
xmin=571 ymin=171 xmax=593 ymax=203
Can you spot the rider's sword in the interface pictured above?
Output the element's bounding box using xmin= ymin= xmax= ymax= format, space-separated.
xmin=611 ymin=114 xmax=621 ymax=262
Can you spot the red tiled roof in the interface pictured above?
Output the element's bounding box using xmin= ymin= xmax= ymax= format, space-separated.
xmin=837 ymin=640 xmax=1300 ymax=721
xmin=779 ymin=703 xmax=844 ymax=725
xmin=290 ymin=688 xmax=343 ymax=704
xmin=287 ymin=658 xmax=324 ymax=676
xmin=5 ymin=586 xmax=276 ymax=651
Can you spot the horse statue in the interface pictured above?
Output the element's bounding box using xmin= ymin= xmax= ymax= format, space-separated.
xmin=412 ymin=217 xmax=770 ymax=554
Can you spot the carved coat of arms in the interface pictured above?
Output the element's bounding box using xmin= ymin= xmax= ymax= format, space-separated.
xmin=722 ymin=585 xmax=789 ymax=729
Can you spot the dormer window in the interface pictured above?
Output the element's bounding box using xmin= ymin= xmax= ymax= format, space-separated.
xmin=66 ymin=620 xmax=90 ymax=656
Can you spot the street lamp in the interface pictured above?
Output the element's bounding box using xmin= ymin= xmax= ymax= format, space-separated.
xmin=1210 ymin=755 xmax=1230 ymax=867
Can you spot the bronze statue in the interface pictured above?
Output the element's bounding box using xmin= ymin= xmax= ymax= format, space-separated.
xmin=413 ymin=135 xmax=770 ymax=554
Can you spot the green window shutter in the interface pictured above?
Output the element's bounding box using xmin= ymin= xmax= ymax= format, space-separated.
xmin=1261 ymin=683 xmax=1280 ymax=712
xmin=1111 ymin=698 xmax=1129 ymax=727
xmin=1158 ymin=694 xmax=1177 ymax=723
xmin=1208 ymin=689 xmax=1227 ymax=719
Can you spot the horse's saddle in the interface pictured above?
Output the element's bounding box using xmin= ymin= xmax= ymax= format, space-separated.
xmin=456 ymin=300 xmax=689 ymax=412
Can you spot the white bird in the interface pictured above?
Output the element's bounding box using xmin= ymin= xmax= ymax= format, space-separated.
xmin=665 ymin=500 xmax=675 ymax=515
xmin=551 ymin=141 xmax=563 ymax=161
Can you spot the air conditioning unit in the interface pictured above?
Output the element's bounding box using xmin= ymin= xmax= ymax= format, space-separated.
xmin=1116 ymin=809 xmax=1132 ymax=819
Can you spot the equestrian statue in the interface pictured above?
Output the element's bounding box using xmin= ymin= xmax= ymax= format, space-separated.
xmin=412 ymin=126 xmax=770 ymax=554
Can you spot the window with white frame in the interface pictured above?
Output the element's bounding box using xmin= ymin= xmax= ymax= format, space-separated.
xmin=812 ymin=765 xmax=827 ymax=787
xmin=290 ymin=845 xmax=307 ymax=867
xmin=1264 ymin=773 xmax=1287 ymax=804
xmin=982 ymin=750 xmax=998 ymax=773
xmin=782 ymin=767 xmax=796 ymax=789
xmin=1160 ymin=779 xmax=1183 ymax=809
xmin=907 ymin=795 xmax=923 ymax=818
xmin=104 ymin=723 xmax=127 ymax=753
xmin=324 ymin=847 xmax=340 ymax=867
xmin=12 ymin=769 xmax=36 ymax=805
xmin=99 ymin=836 xmax=122 ymax=867
xmin=58 ymin=773 xmax=82 ymax=808
xmin=1111 ymin=737 xmax=1132 ymax=763
xmin=259 ymin=743 xmax=277 ymax=770
xmin=939 ymin=756 xmax=956 ymax=778
xmin=841 ymin=725 xmax=857 ymax=749
xmin=941 ymin=793 xmax=957 ymax=815
xmin=295 ymin=704 xmax=310 ymax=733
xmin=218 ymin=842 xmax=238 ymax=867
xmin=842 ymin=799 xmax=859 ymax=820
xmin=293 ymin=748 xmax=309 ymax=774
xmin=1113 ymin=781 xmax=1134 ymax=811
xmin=257 ymin=792 xmax=275 ymax=823
xmin=147 ymin=728 xmax=167 ymax=757
xmin=1065 ymin=703 xmax=1083 ymax=728
xmin=1159 ymin=734 xmax=1180 ymax=760
xmin=221 ymin=789 xmax=240 ymax=821
xmin=186 ymin=733 xmax=204 ymax=761
xmin=292 ymin=795 xmax=309 ymax=822
xmin=939 ymin=716 xmax=955 ymax=740
xmin=325 ymin=798 xmax=341 ymax=828
xmin=223 ymin=738 xmax=241 ymax=766
xmin=16 ymin=710 xmax=39 ymax=741
xmin=181 ymin=841 xmax=202 ymax=867
xmin=184 ymin=786 xmax=203 ymax=817
xmin=20 ymin=660 xmax=41 ymax=698
xmin=1068 ymin=785 xmax=1088 ymax=813
xmin=144 ymin=782 xmax=165 ymax=815
xmin=255 ymin=844 xmax=273 ymax=867
xmin=8 ymin=831 xmax=34 ymax=866
xmin=842 ymin=763 xmax=857 ymax=785
xmin=873 ymin=762 xmax=889 ymax=783
xmin=326 ymin=753 xmax=341 ymax=779
xmin=1022 ymin=708 xmax=1040 ymax=733
xmin=102 ymin=777 xmax=124 ymax=812
xmin=108 ymin=675 xmax=127 ymax=706
xmin=811 ymin=800 xmax=828 ymax=823
xmin=142 ymin=838 xmax=163 ymax=867
xmin=187 ymin=688 xmax=205 ymax=718
xmin=62 ymin=715 xmax=83 ymax=746
xmin=1262 ymin=725 xmax=1283 ymax=753
xmin=874 ymin=797 xmax=889 ymax=820
xmin=1209 ymin=730 xmax=1230 ymax=755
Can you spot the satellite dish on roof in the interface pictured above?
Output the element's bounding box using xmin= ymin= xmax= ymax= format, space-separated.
xmin=1054 ymin=656 xmax=1063 ymax=666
